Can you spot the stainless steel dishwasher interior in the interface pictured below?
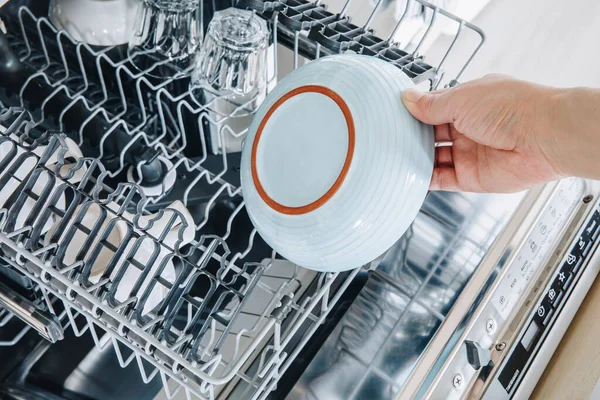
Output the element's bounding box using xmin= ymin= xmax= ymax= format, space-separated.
xmin=0 ymin=1 xmax=522 ymax=400
xmin=285 ymin=192 xmax=523 ymax=400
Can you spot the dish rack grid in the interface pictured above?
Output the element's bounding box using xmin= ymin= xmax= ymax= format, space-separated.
xmin=0 ymin=1 xmax=486 ymax=399
xmin=0 ymin=110 xmax=357 ymax=400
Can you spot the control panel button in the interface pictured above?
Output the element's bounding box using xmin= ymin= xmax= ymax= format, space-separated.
xmin=521 ymin=321 xmax=541 ymax=352
xmin=563 ymin=273 xmax=575 ymax=291
xmin=543 ymin=307 xmax=555 ymax=326
xmin=572 ymin=257 xmax=584 ymax=275
xmin=556 ymin=271 xmax=567 ymax=288
xmin=535 ymin=297 xmax=553 ymax=325
xmin=586 ymin=217 xmax=598 ymax=237
xmin=552 ymin=290 xmax=564 ymax=309
xmin=584 ymin=242 xmax=593 ymax=257
xmin=589 ymin=211 xmax=600 ymax=241
xmin=537 ymin=304 xmax=546 ymax=318
xmin=563 ymin=256 xmax=580 ymax=276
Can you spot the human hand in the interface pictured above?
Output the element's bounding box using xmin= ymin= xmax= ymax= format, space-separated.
xmin=402 ymin=74 xmax=569 ymax=193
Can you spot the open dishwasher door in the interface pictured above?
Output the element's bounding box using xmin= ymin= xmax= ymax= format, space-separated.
xmin=289 ymin=176 xmax=600 ymax=400
xmin=0 ymin=1 xmax=587 ymax=400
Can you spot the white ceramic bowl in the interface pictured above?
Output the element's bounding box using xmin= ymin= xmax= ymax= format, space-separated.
xmin=241 ymin=54 xmax=434 ymax=272
xmin=49 ymin=0 xmax=139 ymax=46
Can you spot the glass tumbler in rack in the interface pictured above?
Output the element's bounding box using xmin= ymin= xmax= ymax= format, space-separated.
xmin=190 ymin=7 xmax=269 ymax=114
xmin=128 ymin=0 xmax=202 ymax=78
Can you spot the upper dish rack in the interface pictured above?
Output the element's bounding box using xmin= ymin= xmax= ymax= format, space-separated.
xmin=0 ymin=0 xmax=485 ymax=207
xmin=0 ymin=1 xmax=487 ymax=399
xmin=245 ymin=0 xmax=484 ymax=89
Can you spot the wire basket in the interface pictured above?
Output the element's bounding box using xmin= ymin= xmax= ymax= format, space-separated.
xmin=0 ymin=0 xmax=487 ymax=399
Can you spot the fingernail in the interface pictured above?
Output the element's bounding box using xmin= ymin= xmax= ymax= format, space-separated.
xmin=402 ymin=88 xmax=423 ymax=104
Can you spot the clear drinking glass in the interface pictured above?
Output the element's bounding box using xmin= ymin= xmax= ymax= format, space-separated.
xmin=128 ymin=0 xmax=202 ymax=79
xmin=190 ymin=8 xmax=269 ymax=114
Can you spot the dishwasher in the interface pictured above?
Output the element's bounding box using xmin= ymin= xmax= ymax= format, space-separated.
xmin=0 ymin=1 xmax=597 ymax=400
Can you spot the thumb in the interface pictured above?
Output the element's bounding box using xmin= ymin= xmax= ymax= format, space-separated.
xmin=401 ymin=87 xmax=461 ymax=125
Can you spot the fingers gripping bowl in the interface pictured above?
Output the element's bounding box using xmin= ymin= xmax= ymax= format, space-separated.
xmin=241 ymin=54 xmax=434 ymax=272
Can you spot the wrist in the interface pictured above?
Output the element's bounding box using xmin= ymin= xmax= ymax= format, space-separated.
xmin=543 ymin=86 xmax=600 ymax=180
xmin=532 ymin=86 xmax=571 ymax=178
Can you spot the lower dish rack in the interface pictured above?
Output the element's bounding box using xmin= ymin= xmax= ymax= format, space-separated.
xmin=0 ymin=0 xmax=488 ymax=399
xmin=0 ymin=108 xmax=355 ymax=400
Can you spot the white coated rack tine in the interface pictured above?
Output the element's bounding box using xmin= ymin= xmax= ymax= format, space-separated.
xmin=389 ymin=0 xmax=413 ymax=42
xmin=196 ymin=185 xmax=229 ymax=231
xmin=364 ymin=0 xmax=384 ymax=29
xmin=140 ymin=314 xmax=164 ymax=331
xmin=65 ymin=306 xmax=89 ymax=337
xmin=135 ymin=353 xmax=160 ymax=384
xmin=339 ymin=0 xmax=353 ymax=18
xmin=5 ymin=225 xmax=32 ymax=239
xmin=58 ymin=260 xmax=84 ymax=274
xmin=84 ymin=277 xmax=111 ymax=292
xmin=199 ymin=319 xmax=217 ymax=359
xmin=111 ymin=336 xmax=136 ymax=368
xmin=241 ymin=228 xmax=259 ymax=259
xmin=199 ymin=354 xmax=221 ymax=376
xmin=87 ymin=319 xmax=108 ymax=350
xmin=320 ymin=273 xmax=332 ymax=312
xmin=434 ymin=22 xmax=464 ymax=89
xmin=171 ymin=333 xmax=194 ymax=351
xmin=31 ymin=243 xmax=57 ymax=257
xmin=0 ymin=309 xmax=13 ymax=327
xmin=293 ymin=31 xmax=299 ymax=69
xmin=412 ymin=6 xmax=439 ymax=57
xmin=16 ymin=7 xmax=35 ymax=59
xmin=254 ymin=357 xmax=283 ymax=400
xmin=160 ymin=371 xmax=182 ymax=400
xmin=0 ymin=323 xmax=30 ymax=346
xmin=41 ymin=286 xmax=57 ymax=316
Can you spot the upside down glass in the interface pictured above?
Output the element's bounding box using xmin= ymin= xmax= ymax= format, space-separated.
xmin=128 ymin=0 xmax=202 ymax=79
xmin=190 ymin=8 xmax=270 ymax=114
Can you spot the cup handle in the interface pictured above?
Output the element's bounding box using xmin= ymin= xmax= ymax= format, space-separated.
xmin=44 ymin=138 xmax=87 ymax=184
xmin=164 ymin=200 xmax=196 ymax=247
xmin=134 ymin=201 xmax=196 ymax=248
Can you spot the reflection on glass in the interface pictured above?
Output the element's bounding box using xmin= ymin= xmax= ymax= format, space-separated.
xmin=128 ymin=0 xmax=202 ymax=79
xmin=190 ymin=7 xmax=269 ymax=114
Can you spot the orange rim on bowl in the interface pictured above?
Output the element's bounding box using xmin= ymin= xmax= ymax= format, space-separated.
xmin=250 ymin=85 xmax=356 ymax=215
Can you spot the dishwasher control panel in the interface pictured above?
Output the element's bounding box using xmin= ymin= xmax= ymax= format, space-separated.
xmin=496 ymin=195 xmax=600 ymax=396
xmin=492 ymin=178 xmax=585 ymax=321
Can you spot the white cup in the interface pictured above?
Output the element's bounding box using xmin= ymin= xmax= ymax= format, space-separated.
xmin=46 ymin=200 xmax=196 ymax=315
xmin=0 ymin=137 xmax=86 ymax=234
xmin=49 ymin=0 xmax=140 ymax=46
